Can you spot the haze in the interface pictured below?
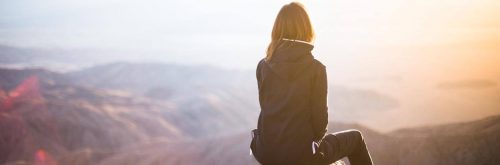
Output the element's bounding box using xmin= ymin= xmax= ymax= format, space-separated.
xmin=1 ymin=0 xmax=499 ymax=131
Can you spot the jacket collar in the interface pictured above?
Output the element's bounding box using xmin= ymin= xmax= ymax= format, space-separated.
xmin=270 ymin=39 xmax=314 ymax=63
xmin=282 ymin=38 xmax=314 ymax=46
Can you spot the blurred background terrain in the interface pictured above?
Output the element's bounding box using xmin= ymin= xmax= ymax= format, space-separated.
xmin=1 ymin=0 xmax=499 ymax=164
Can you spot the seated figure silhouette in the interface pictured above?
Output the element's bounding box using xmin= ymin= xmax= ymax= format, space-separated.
xmin=250 ymin=2 xmax=373 ymax=165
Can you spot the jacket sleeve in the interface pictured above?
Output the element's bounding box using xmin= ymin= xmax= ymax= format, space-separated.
xmin=311 ymin=64 xmax=328 ymax=141
xmin=256 ymin=59 xmax=264 ymax=90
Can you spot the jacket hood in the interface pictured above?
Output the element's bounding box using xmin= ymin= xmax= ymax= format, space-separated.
xmin=266 ymin=41 xmax=315 ymax=81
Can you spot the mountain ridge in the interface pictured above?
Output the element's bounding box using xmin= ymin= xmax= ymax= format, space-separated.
xmin=1 ymin=64 xmax=499 ymax=164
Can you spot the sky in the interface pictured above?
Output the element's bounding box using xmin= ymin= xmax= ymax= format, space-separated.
xmin=1 ymin=0 xmax=499 ymax=69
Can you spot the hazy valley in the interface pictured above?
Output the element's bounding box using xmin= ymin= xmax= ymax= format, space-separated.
xmin=1 ymin=62 xmax=499 ymax=164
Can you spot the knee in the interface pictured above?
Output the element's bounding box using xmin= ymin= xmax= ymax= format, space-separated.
xmin=348 ymin=129 xmax=364 ymax=141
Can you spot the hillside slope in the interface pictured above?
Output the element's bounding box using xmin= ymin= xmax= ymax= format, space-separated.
xmin=1 ymin=66 xmax=499 ymax=165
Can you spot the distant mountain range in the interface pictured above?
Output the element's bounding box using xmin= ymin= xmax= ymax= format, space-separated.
xmin=1 ymin=64 xmax=498 ymax=165
xmin=0 ymin=45 xmax=136 ymax=71
xmin=67 ymin=62 xmax=399 ymax=122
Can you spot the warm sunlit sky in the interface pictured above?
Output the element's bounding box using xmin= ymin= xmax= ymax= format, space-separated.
xmin=1 ymin=0 xmax=499 ymax=68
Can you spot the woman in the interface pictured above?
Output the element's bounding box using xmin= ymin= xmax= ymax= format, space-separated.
xmin=250 ymin=2 xmax=373 ymax=165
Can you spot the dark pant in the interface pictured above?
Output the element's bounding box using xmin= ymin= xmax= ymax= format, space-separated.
xmin=318 ymin=129 xmax=373 ymax=165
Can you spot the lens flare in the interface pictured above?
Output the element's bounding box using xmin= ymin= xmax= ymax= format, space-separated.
xmin=1 ymin=75 xmax=41 ymax=111
xmin=35 ymin=149 xmax=57 ymax=165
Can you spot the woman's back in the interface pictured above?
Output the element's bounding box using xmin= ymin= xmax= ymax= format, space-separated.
xmin=254 ymin=41 xmax=328 ymax=164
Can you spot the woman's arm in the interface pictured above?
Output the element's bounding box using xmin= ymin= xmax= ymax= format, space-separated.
xmin=256 ymin=59 xmax=264 ymax=89
xmin=311 ymin=64 xmax=328 ymax=141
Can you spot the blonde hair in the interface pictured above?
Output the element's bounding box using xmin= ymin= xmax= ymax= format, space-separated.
xmin=266 ymin=2 xmax=315 ymax=60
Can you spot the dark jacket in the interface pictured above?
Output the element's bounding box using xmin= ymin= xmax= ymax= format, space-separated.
xmin=251 ymin=40 xmax=328 ymax=165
